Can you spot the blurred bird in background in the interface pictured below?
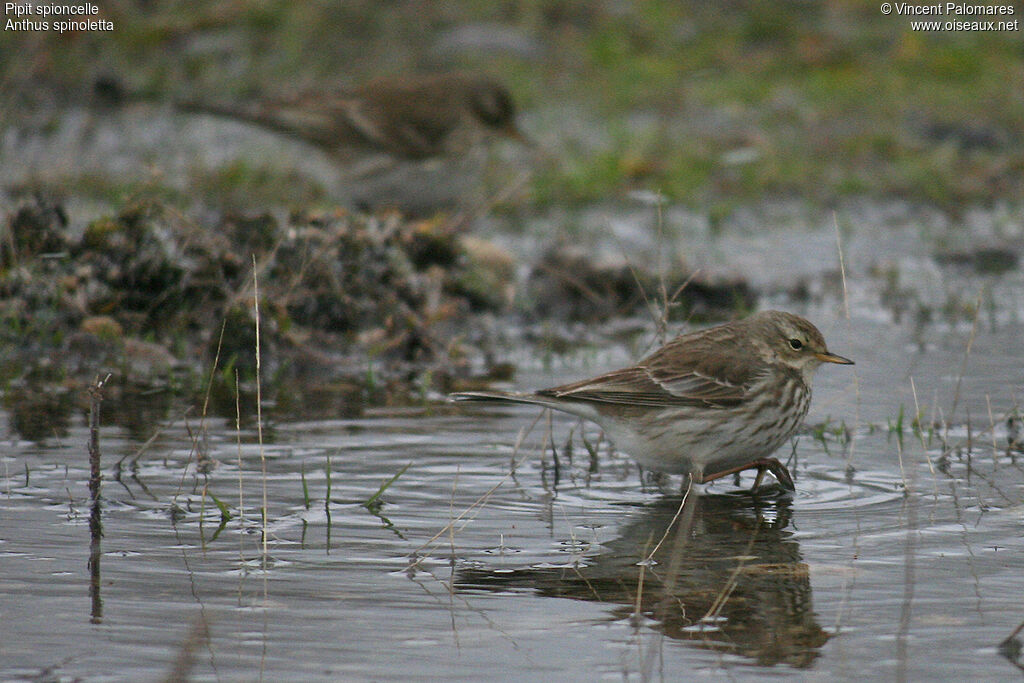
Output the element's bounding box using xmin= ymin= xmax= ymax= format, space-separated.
xmin=95 ymin=72 xmax=531 ymax=213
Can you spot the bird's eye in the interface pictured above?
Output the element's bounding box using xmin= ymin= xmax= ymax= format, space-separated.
xmin=789 ymin=338 xmax=803 ymax=350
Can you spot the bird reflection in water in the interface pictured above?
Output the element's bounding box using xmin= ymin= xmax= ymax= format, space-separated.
xmin=456 ymin=490 xmax=829 ymax=668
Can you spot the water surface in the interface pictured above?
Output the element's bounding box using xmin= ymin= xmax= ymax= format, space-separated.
xmin=2 ymin=312 xmax=1023 ymax=681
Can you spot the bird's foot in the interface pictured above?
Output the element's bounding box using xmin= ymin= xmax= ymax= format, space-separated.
xmin=700 ymin=458 xmax=795 ymax=492
xmin=750 ymin=458 xmax=795 ymax=492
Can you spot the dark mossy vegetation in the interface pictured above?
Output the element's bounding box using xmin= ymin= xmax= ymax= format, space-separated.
xmin=0 ymin=193 xmax=498 ymax=414
xmin=0 ymin=190 xmax=753 ymax=435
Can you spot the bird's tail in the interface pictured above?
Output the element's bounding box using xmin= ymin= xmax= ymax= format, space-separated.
xmin=449 ymin=390 xmax=543 ymax=406
xmin=450 ymin=390 xmax=575 ymax=411
xmin=449 ymin=391 xmax=597 ymax=423
xmin=174 ymin=99 xmax=291 ymax=134
xmin=91 ymin=76 xmax=270 ymax=127
xmin=91 ymin=75 xmax=302 ymax=138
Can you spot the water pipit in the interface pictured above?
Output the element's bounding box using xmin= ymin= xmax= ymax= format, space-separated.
xmin=177 ymin=73 xmax=528 ymax=164
xmin=452 ymin=310 xmax=853 ymax=491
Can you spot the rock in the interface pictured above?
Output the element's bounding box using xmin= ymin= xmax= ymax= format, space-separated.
xmin=452 ymin=235 xmax=516 ymax=310
xmin=525 ymin=244 xmax=755 ymax=322
xmin=933 ymin=245 xmax=1019 ymax=274
xmin=431 ymin=23 xmax=546 ymax=61
xmin=122 ymin=338 xmax=177 ymax=381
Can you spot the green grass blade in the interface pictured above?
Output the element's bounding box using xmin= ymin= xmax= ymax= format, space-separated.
xmin=364 ymin=462 xmax=412 ymax=510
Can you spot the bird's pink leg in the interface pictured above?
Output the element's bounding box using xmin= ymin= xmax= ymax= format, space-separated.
xmin=699 ymin=458 xmax=795 ymax=492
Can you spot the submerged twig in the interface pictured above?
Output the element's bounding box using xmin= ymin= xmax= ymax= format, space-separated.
xmin=87 ymin=374 xmax=110 ymax=501
xmin=87 ymin=373 xmax=109 ymax=625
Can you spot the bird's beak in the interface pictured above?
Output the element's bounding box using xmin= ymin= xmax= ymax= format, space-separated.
xmin=816 ymin=351 xmax=854 ymax=365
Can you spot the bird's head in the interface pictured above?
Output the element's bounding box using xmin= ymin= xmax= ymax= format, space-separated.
xmin=758 ymin=311 xmax=854 ymax=378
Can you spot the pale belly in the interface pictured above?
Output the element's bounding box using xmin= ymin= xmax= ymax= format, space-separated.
xmin=597 ymin=399 xmax=810 ymax=478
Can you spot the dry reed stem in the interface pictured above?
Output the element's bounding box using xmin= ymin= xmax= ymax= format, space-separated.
xmin=643 ymin=477 xmax=692 ymax=563
xmin=448 ymin=466 xmax=460 ymax=566
xmin=909 ymin=376 xmax=938 ymax=498
xmin=235 ymin=369 xmax=245 ymax=562
xmin=895 ymin=428 xmax=907 ymax=491
xmin=407 ymin=413 xmax=545 ymax=571
xmin=643 ymin=475 xmax=698 ymax=677
xmin=832 ymin=212 xmax=850 ymax=320
xmin=950 ymin=294 xmax=982 ymax=420
xmin=703 ymin=521 xmax=760 ymax=623
xmin=933 ymin=403 xmax=1018 ymax=463
xmin=252 ymin=256 xmax=270 ymax=682
xmin=831 ymin=211 xmax=861 ymax=472
xmin=443 ymin=169 xmax=533 ymax=233
xmin=654 ymin=193 xmax=669 ymax=341
xmin=617 ymin=196 xmax=696 ymax=350
xmin=633 ymin=534 xmax=654 ymax=627
xmin=199 ymin=318 xmax=228 ymax=425
xmin=447 ymin=466 xmax=461 ymax=647
xmin=986 ymin=395 xmax=998 ymax=464
xmin=117 ymin=420 xmax=169 ymax=470
xmin=252 ymin=255 xmax=268 ymax=561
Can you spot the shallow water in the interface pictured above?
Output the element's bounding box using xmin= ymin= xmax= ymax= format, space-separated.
xmin=2 ymin=311 xmax=1023 ymax=681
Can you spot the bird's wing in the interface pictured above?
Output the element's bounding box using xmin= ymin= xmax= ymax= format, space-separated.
xmin=540 ymin=328 xmax=768 ymax=409
xmin=646 ymin=368 xmax=751 ymax=406
xmin=540 ymin=365 xmax=760 ymax=409
xmin=333 ymin=98 xmax=396 ymax=151
xmin=261 ymin=90 xmax=417 ymax=155
xmin=390 ymin=120 xmax=451 ymax=158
